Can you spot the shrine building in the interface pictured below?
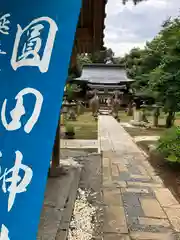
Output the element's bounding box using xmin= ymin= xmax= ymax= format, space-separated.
xmin=74 ymin=63 xmax=134 ymax=106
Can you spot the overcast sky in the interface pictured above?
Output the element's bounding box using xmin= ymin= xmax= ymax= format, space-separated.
xmin=104 ymin=0 xmax=180 ymax=57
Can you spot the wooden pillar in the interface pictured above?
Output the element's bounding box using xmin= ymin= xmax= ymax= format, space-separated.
xmin=50 ymin=42 xmax=77 ymax=173
xmin=93 ymin=0 xmax=103 ymax=52
xmin=51 ymin=120 xmax=60 ymax=168
xmin=70 ymin=43 xmax=78 ymax=69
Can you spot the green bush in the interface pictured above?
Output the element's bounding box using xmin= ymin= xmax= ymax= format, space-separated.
xmin=65 ymin=124 xmax=75 ymax=133
xmin=157 ymin=126 xmax=180 ymax=163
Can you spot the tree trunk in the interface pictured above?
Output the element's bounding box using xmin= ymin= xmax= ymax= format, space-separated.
xmin=49 ymin=119 xmax=68 ymax=177
xmin=127 ymin=102 xmax=133 ymax=116
xmin=152 ymin=116 xmax=159 ymax=127
xmin=142 ymin=109 xmax=148 ymax=123
xmin=166 ymin=111 xmax=175 ymax=128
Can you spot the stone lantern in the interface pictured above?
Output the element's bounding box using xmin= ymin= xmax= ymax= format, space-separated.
xmin=152 ymin=103 xmax=161 ymax=127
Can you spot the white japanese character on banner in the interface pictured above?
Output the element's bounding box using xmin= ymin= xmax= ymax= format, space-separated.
xmin=0 ymin=224 xmax=10 ymax=240
xmin=0 ymin=14 xmax=11 ymax=35
xmin=11 ymin=17 xmax=58 ymax=73
xmin=1 ymin=87 xmax=43 ymax=134
xmin=0 ymin=43 xmax=6 ymax=55
xmin=0 ymin=151 xmax=33 ymax=212
xmin=0 ymin=13 xmax=11 ymax=55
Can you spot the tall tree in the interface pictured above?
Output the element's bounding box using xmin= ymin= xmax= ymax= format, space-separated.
xmin=148 ymin=18 xmax=180 ymax=127
xmin=88 ymin=48 xmax=115 ymax=64
xmin=124 ymin=17 xmax=180 ymax=128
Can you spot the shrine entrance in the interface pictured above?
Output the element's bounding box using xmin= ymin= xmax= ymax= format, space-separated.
xmin=74 ymin=64 xmax=134 ymax=109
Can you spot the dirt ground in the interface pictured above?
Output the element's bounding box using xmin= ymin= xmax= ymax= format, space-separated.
xmin=148 ymin=152 xmax=180 ymax=203
xmin=132 ymin=139 xmax=180 ymax=203
xmin=123 ymin=126 xmax=165 ymax=137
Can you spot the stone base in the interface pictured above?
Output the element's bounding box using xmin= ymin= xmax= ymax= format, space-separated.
xmin=130 ymin=120 xmax=148 ymax=127
xmin=133 ymin=111 xmax=143 ymax=122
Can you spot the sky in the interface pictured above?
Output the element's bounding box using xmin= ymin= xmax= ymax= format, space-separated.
xmin=104 ymin=0 xmax=180 ymax=57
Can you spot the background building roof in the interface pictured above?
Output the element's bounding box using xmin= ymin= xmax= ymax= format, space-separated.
xmin=75 ymin=64 xmax=134 ymax=84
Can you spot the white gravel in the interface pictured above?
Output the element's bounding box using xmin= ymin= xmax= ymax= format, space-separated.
xmin=68 ymin=188 xmax=97 ymax=240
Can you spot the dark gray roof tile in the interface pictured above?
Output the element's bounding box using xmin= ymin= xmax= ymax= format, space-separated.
xmin=75 ymin=64 xmax=134 ymax=84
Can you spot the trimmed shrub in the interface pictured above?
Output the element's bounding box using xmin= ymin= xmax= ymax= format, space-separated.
xmin=65 ymin=124 xmax=75 ymax=133
xmin=157 ymin=126 xmax=180 ymax=163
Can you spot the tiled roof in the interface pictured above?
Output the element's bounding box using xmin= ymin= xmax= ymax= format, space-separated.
xmin=87 ymin=84 xmax=127 ymax=89
xmin=75 ymin=64 xmax=134 ymax=84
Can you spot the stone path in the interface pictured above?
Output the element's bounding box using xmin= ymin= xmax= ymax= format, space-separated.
xmin=99 ymin=116 xmax=180 ymax=240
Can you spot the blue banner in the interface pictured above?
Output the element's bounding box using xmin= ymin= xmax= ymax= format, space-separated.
xmin=0 ymin=1 xmax=81 ymax=239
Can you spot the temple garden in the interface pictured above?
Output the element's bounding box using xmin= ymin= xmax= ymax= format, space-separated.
xmin=60 ymin=83 xmax=180 ymax=204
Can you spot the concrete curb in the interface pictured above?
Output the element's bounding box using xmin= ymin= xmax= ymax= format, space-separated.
xmin=55 ymin=167 xmax=81 ymax=240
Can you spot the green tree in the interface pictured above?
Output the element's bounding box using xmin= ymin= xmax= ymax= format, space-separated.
xmin=124 ymin=17 xmax=180 ymax=128
xmin=88 ymin=48 xmax=115 ymax=64
xmin=77 ymin=54 xmax=92 ymax=67
xmin=148 ymin=18 xmax=180 ymax=127
xmin=89 ymin=50 xmax=107 ymax=63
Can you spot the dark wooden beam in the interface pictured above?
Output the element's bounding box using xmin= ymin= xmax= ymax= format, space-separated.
xmin=51 ymin=121 xmax=60 ymax=168
xmin=93 ymin=0 xmax=104 ymax=52
xmin=76 ymin=0 xmax=106 ymax=53
xmin=76 ymin=28 xmax=92 ymax=41
xmin=70 ymin=43 xmax=78 ymax=68
xmin=50 ymin=42 xmax=78 ymax=177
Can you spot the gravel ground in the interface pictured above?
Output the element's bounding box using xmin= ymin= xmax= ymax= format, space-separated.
xmin=68 ymin=188 xmax=97 ymax=240
xmin=66 ymin=152 xmax=103 ymax=240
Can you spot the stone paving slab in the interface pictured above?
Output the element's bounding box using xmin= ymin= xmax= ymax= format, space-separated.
xmin=138 ymin=217 xmax=171 ymax=227
xmin=103 ymin=234 xmax=130 ymax=240
xmin=60 ymin=139 xmax=99 ymax=149
xmin=134 ymin=135 xmax=160 ymax=143
xmin=130 ymin=232 xmax=176 ymax=240
xmin=164 ymin=208 xmax=180 ymax=232
xmin=154 ymin=188 xmax=179 ymax=208
xmin=103 ymin=188 xmax=123 ymax=206
xmin=99 ymin=116 xmax=180 ymax=240
xmin=103 ymin=206 xmax=128 ymax=234
xmin=140 ymin=198 xmax=167 ymax=219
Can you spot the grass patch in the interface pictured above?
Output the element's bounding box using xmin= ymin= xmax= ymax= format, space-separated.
xmin=120 ymin=109 xmax=166 ymax=151
xmin=118 ymin=111 xmax=132 ymax=122
xmin=124 ymin=126 xmax=165 ymax=138
xmin=64 ymin=112 xmax=97 ymax=140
